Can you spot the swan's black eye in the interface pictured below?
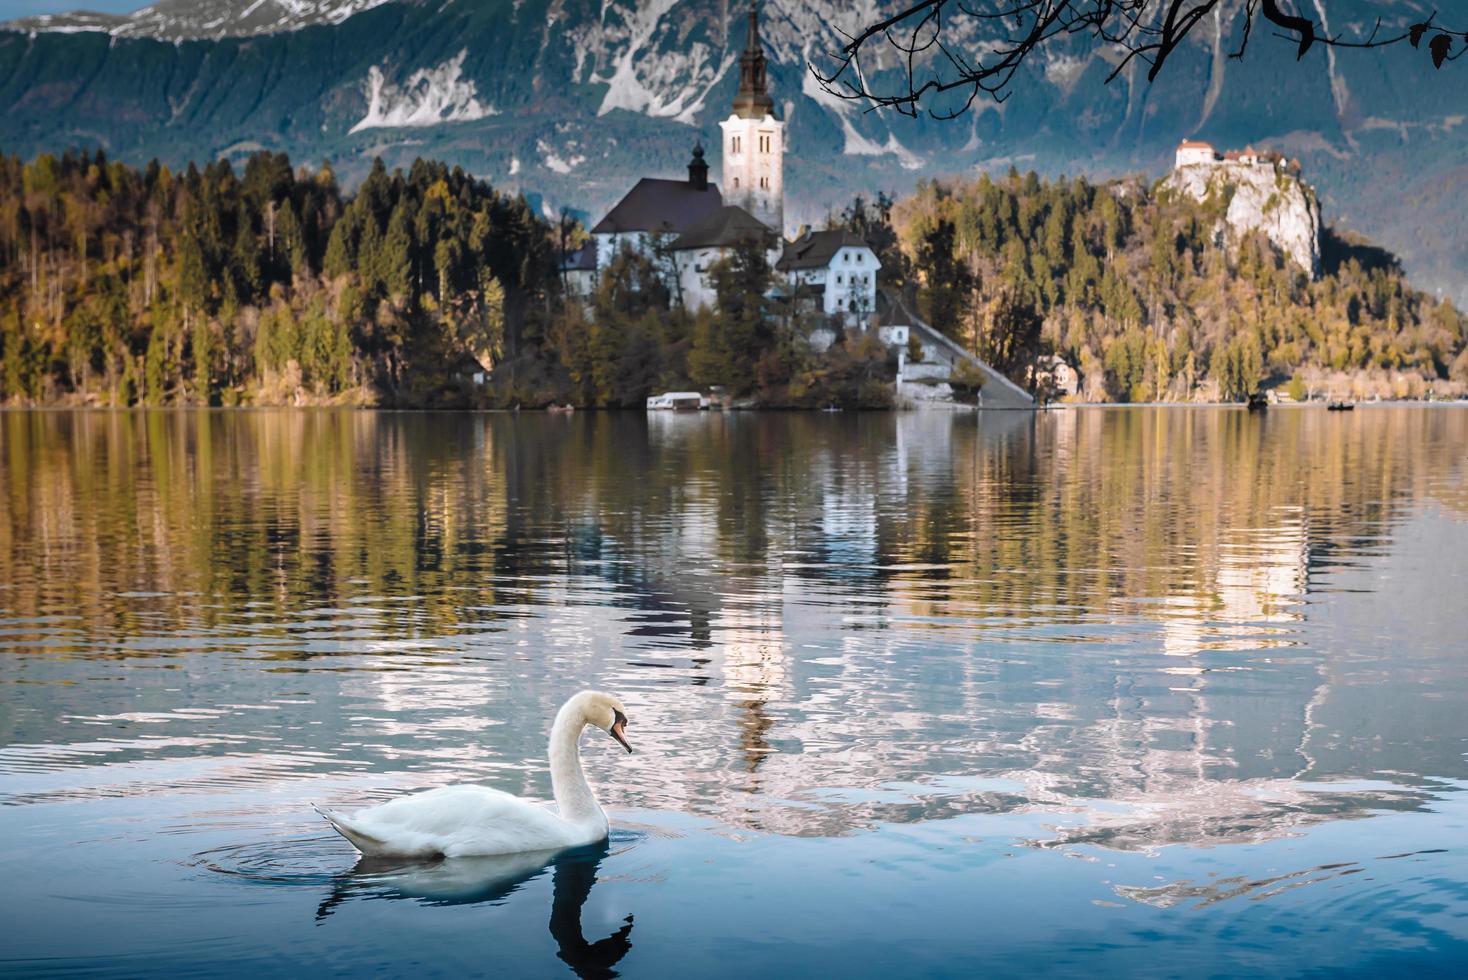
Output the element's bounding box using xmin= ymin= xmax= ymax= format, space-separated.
xmin=613 ymin=710 xmax=628 ymax=727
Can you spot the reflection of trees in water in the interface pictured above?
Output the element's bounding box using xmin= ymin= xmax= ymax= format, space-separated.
xmin=316 ymin=841 xmax=633 ymax=979
xmin=4 ymin=409 xmax=1462 ymax=638
xmin=3 ymin=408 xmax=1465 ymax=843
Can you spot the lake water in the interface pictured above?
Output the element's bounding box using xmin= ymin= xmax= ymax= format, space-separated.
xmin=1 ymin=407 xmax=1466 ymax=978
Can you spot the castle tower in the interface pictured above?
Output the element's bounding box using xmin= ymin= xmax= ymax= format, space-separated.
xmin=720 ymin=2 xmax=784 ymax=235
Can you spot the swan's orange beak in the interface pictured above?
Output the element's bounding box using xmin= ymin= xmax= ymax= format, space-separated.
xmin=610 ymin=711 xmax=632 ymax=753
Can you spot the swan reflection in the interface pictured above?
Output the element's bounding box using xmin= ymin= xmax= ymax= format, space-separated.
xmin=316 ymin=841 xmax=633 ymax=978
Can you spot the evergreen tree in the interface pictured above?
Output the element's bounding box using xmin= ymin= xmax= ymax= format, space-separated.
xmin=690 ymin=236 xmax=773 ymax=396
xmin=381 ymin=202 xmax=414 ymax=302
xmin=191 ymin=316 xmax=213 ymax=401
xmin=914 ymin=218 xmax=969 ymax=338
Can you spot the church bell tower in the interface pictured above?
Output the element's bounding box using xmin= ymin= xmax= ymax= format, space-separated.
xmin=719 ymin=2 xmax=784 ymax=235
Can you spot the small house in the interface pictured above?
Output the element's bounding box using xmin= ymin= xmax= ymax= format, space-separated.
xmin=776 ymin=230 xmax=880 ymax=322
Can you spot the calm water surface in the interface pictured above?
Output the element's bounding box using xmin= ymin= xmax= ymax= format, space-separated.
xmin=2 ymin=407 xmax=1466 ymax=977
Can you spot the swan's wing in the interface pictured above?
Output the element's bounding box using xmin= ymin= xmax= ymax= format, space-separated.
xmin=324 ymin=785 xmax=579 ymax=857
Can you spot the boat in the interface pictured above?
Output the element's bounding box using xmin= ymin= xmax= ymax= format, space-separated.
xmin=547 ymin=404 xmax=575 ymax=414
xmin=1327 ymin=401 xmax=1355 ymax=411
xmin=646 ymin=392 xmax=707 ymax=411
xmin=1246 ymin=392 xmax=1268 ymax=412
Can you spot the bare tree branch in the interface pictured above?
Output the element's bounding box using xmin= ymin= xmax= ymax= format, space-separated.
xmin=809 ymin=1 xmax=1465 ymax=119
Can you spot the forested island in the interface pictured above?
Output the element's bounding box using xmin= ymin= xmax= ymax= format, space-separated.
xmin=1 ymin=148 xmax=1464 ymax=408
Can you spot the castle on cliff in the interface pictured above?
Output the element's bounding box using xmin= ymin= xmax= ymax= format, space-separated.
xmin=1174 ymin=139 xmax=1301 ymax=174
xmin=1169 ymin=138 xmax=1320 ymax=277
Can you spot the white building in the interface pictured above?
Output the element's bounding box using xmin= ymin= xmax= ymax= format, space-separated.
xmin=560 ymin=242 xmax=597 ymax=299
xmin=1174 ymin=138 xmax=1295 ymax=174
xmin=719 ymin=3 xmax=784 ymax=235
xmin=1174 ymin=139 xmax=1219 ymax=168
xmin=568 ymin=3 xmax=893 ymax=332
xmin=586 ymin=143 xmax=723 ymax=273
xmin=669 ymin=204 xmax=781 ymax=310
xmin=777 ymin=230 xmax=881 ymax=321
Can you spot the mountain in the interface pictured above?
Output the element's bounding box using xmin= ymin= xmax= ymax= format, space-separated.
xmin=2 ymin=0 xmax=1464 ymax=302
xmin=6 ymin=0 xmax=394 ymax=40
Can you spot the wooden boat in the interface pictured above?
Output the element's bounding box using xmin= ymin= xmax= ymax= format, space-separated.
xmin=1246 ymin=392 xmax=1268 ymax=412
xmin=1326 ymin=401 xmax=1355 ymax=411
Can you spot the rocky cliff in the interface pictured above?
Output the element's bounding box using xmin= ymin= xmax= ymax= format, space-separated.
xmin=1165 ymin=161 xmax=1321 ymax=277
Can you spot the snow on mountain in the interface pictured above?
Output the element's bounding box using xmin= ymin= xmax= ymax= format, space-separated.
xmin=2 ymin=0 xmax=1464 ymax=301
xmin=565 ymin=0 xmax=922 ymax=160
xmin=5 ymin=0 xmax=396 ymax=40
xmin=351 ymin=50 xmax=497 ymax=133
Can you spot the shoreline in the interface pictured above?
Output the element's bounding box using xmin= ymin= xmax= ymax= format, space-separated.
xmin=2 ymin=400 xmax=1464 ymax=414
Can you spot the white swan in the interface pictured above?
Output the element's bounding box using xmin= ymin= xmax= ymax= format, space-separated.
xmin=313 ymin=691 xmax=632 ymax=858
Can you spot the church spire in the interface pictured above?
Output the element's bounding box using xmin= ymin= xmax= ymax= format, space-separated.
xmin=731 ymin=2 xmax=775 ymax=120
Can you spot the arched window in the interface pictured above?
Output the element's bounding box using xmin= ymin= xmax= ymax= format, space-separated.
xmin=733 ymin=177 xmax=740 ymax=189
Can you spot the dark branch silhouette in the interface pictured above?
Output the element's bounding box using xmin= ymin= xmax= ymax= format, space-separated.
xmin=810 ymin=1 xmax=1465 ymax=119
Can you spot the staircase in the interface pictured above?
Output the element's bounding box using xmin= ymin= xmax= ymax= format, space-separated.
xmin=877 ymin=292 xmax=1035 ymax=410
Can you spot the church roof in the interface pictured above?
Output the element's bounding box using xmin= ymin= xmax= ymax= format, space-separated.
xmin=777 ymin=230 xmax=873 ymax=271
xmin=669 ymin=205 xmax=776 ymax=251
xmin=590 ymin=178 xmax=723 ymax=236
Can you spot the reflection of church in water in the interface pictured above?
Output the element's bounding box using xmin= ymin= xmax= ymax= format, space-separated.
xmin=542 ymin=414 xmax=1447 ymax=848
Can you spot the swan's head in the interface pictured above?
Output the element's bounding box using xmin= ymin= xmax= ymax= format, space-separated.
xmin=572 ymin=691 xmax=632 ymax=753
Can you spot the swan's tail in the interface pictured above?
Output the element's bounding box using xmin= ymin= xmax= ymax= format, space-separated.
xmin=312 ymin=803 xmax=389 ymax=855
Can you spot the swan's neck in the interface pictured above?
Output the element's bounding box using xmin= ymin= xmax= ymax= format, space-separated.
xmin=549 ymin=705 xmax=603 ymax=826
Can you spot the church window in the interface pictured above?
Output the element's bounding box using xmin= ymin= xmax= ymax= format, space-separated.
xmin=733 ymin=136 xmax=741 ymax=153
xmin=733 ymin=177 xmax=740 ymax=189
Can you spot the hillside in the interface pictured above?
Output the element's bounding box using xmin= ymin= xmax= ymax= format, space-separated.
xmin=2 ymin=148 xmax=1462 ymax=409
xmin=1 ymin=0 xmax=1464 ymax=303
xmin=885 ymin=168 xmax=1467 ymax=402
xmin=0 ymin=149 xmax=898 ymax=409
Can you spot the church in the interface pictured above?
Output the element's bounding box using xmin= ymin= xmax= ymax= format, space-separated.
xmin=563 ymin=3 xmax=880 ymax=321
